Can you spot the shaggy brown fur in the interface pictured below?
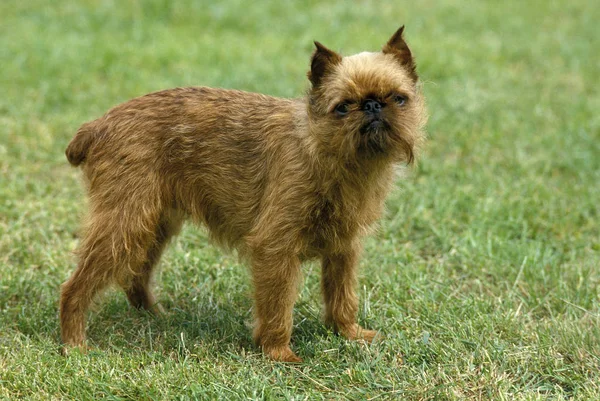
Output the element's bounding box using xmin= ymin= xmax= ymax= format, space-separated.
xmin=60 ymin=26 xmax=426 ymax=362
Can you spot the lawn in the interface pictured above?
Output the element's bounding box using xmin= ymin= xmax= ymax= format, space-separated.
xmin=1 ymin=0 xmax=599 ymax=399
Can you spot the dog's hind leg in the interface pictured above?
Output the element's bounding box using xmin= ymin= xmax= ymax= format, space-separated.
xmin=60 ymin=197 xmax=162 ymax=351
xmin=123 ymin=210 xmax=183 ymax=313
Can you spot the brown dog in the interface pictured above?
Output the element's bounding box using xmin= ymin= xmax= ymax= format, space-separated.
xmin=60 ymin=26 xmax=426 ymax=362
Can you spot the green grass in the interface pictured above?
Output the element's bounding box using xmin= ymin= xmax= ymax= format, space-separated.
xmin=1 ymin=0 xmax=599 ymax=399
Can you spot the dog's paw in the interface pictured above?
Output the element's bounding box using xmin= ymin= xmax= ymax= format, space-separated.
xmin=149 ymin=303 xmax=166 ymax=316
xmin=59 ymin=344 xmax=88 ymax=356
xmin=263 ymin=345 xmax=303 ymax=363
xmin=340 ymin=324 xmax=382 ymax=343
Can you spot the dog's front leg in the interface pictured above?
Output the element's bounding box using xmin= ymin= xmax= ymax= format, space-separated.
xmin=321 ymin=246 xmax=379 ymax=343
xmin=251 ymin=249 xmax=302 ymax=363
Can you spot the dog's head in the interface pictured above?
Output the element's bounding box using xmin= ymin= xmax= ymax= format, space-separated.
xmin=307 ymin=26 xmax=427 ymax=164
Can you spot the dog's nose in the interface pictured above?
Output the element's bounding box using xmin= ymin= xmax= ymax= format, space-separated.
xmin=363 ymin=99 xmax=383 ymax=114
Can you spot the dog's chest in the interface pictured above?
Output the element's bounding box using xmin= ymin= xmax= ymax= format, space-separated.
xmin=304 ymin=191 xmax=367 ymax=253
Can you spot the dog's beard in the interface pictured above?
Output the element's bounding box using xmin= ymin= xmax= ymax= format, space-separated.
xmin=353 ymin=118 xmax=415 ymax=163
xmin=358 ymin=118 xmax=392 ymax=156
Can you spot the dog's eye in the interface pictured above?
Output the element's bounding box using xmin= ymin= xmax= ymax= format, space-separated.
xmin=394 ymin=95 xmax=407 ymax=106
xmin=334 ymin=102 xmax=350 ymax=116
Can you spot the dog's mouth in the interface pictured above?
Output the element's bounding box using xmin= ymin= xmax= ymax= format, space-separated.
xmin=360 ymin=118 xmax=390 ymax=135
xmin=359 ymin=118 xmax=392 ymax=155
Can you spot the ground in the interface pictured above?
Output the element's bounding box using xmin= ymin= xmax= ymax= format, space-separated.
xmin=1 ymin=0 xmax=599 ymax=399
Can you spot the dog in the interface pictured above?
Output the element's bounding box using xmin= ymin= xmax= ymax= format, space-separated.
xmin=60 ymin=26 xmax=426 ymax=362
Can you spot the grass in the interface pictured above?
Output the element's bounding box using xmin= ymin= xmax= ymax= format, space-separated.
xmin=1 ymin=0 xmax=599 ymax=399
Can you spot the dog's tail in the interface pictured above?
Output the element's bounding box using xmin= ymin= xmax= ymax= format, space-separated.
xmin=65 ymin=122 xmax=97 ymax=167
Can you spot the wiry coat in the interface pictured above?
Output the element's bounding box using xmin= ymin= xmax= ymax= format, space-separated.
xmin=60 ymin=26 xmax=426 ymax=362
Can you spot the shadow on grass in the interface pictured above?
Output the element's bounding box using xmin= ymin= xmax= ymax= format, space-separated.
xmin=8 ymin=277 xmax=349 ymax=361
xmin=82 ymin=292 xmax=250 ymax=355
xmin=78 ymin=292 xmax=336 ymax=360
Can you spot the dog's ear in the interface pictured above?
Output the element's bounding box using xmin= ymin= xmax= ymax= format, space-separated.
xmin=308 ymin=41 xmax=342 ymax=87
xmin=382 ymin=25 xmax=418 ymax=81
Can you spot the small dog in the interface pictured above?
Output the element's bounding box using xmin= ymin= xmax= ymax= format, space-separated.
xmin=61 ymin=26 xmax=426 ymax=362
